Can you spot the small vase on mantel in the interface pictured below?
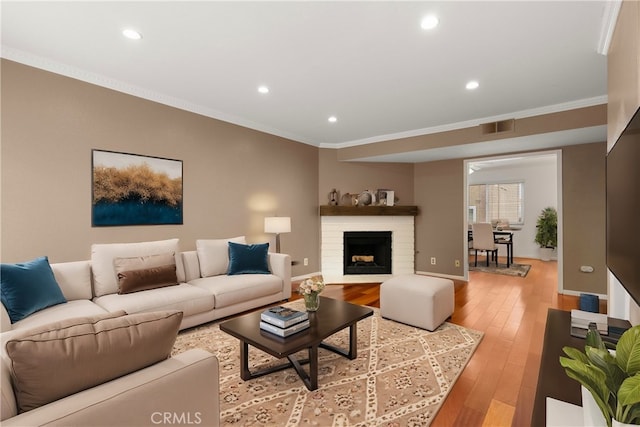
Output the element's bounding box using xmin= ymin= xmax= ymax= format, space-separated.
xmin=612 ymin=420 xmax=635 ymax=427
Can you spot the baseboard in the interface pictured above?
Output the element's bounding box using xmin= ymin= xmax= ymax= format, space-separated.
xmin=292 ymin=272 xmax=322 ymax=282
xmin=561 ymin=289 xmax=608 ymax=300
xmin=415 ymin=270 xmax=466 ymax=281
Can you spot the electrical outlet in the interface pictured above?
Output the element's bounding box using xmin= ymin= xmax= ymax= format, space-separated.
xmin=303 ymin=258 xmax=309 ymax=266
xmin=430 ymin=257 xmax=436 ymax=265
xmin=455 ymin=259 xmax=461 ymax=267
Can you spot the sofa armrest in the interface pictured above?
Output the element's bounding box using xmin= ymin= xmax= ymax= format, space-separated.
xmin=1 ymin=305 xmax=10 ymax=333
xmin=1 ymin=349 xmax=220 ymax=427
xmin=268 ymin=253 xmax=292 ymax=300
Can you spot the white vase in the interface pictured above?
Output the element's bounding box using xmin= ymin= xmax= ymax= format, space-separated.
xmin=582 ymin=385 xmax=607 ymax=426
xmin=539 ymin=247 xmax=553 ymax=261
xmin=612 ymin=420 xmax=634 ymax=427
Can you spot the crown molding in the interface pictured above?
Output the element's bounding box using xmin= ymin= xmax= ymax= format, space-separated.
xmin=597 ymin=0 xmax=622 ymax=55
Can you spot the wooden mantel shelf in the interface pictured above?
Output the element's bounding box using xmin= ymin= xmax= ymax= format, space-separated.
xmin=319 ymin=205 xmax=419 ymax=216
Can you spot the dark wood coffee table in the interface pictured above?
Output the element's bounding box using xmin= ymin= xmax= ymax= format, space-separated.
xmin=219 ymin=297 xmax=373 ymax=391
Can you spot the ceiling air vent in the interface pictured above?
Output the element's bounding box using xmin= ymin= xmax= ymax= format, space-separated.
xmin=480 ymin=119 xmax=515 ymax=135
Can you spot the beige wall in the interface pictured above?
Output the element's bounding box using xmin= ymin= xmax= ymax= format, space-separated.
xmin=607 ymin=0 xmax=640 ymax=146
xmin=562 ymin=143 xmax=607 ymax=294
xmin=318 ymin=148 xmax=414 ymax=205
xmin=412 ymin=144 xmax=607 ymax=295
xmin=1 ymin=59 xmax=611 ymax=295
xmin=413 ymin=159 xmax=464 ymax=275
xmin=1 ymin=60 xmax=320 ymax=277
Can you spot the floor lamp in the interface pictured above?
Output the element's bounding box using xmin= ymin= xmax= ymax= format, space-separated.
xmin=264 ymin=217 xmax=291 ymax=253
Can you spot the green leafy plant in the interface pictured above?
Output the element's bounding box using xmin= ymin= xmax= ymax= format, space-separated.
xmin=560 ymin=324 xmax=640 ymax=427
xmin=534 ymin=207 xmax=557 ymax=248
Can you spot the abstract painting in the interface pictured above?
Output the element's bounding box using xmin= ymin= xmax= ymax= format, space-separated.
xmin=92 ymin=150 xmax=183 ymax=226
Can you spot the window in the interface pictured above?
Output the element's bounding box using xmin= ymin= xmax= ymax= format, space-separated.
xmin=468 ymin=182 xmax=524 ymax=225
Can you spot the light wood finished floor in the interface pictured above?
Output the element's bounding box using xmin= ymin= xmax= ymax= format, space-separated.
xmin=291 ymin=257 xmax=597 ymax=427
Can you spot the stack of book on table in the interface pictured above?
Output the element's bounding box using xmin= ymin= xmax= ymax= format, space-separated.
xmin=260 ymin=306 xmax=310 ymax=337
xmin=570 ymin=309 xmax=608 ymax=337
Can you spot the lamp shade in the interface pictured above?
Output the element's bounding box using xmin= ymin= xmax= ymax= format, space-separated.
xmin=264 ymin=217 xmax=291 ymax=234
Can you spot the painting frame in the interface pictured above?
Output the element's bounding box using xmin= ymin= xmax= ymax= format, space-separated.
xmin=92 ymin=149 xmax=183 ymax=227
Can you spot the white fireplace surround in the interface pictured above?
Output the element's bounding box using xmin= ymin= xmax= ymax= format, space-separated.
xmin=321 ymin=216 xmax=415 ymax=283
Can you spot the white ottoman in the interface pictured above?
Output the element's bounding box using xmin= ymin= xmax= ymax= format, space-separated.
xmin=380 ymin=275 xmax=454 ymax=331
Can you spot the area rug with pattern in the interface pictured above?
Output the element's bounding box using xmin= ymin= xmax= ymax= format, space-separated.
xmin=172 ymin=300 xmax=483 ymax=426
xmin=469 ymin=262 xmax=531 ymax=277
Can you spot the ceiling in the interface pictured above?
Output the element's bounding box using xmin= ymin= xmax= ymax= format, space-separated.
xmin=1 ymin=1 xmax=614 ymax=162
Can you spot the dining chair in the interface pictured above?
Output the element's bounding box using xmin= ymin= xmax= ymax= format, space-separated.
xmin=471 ymin=222 xmax=499 ymax=267
xmin=494 ymin=233 xmax=512 ymax=268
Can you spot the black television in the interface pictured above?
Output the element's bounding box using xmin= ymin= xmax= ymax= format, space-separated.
xmin=606 ymin=107 xmax=640 ymax=306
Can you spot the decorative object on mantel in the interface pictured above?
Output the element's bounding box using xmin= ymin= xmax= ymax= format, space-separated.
xmin=560 ymin=324 xmax=640 ymax=427
xmin=340 ymin=193 xmax=359 ymax=206
xmin=386 ymin=190 xmax=395 ymax=206
xmin=357 ymin=190 xmax=376 ymax=206
xmin=328 ymin=188 xmax=339 ymax=206
xmin=376 ymin=189 xmax=396 ymax=206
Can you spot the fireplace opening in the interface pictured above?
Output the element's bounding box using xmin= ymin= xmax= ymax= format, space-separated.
xmin=343 ymin=231 xmax=392 ymax=275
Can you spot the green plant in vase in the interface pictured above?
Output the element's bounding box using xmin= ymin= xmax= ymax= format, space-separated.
xmin=534 ymin=207 xmax=557 ymax=261
xmin=560 ymin=324 xmax=640 ymax=426
xmin=535 ymin=206 xmax=557 ymax=248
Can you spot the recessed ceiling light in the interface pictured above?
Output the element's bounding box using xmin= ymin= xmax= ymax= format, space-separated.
xmin=420 ymin=15 xmax=439 ymax=30
xmin=466 ymin=80 xmax=479 ymax=90
xmin=258 ymin=86 xmax=269 ymax=94
xmin=122 ymin=29 xmax=142 ymax=40
xmin=328 ymin=116 xmax=337 ymax=123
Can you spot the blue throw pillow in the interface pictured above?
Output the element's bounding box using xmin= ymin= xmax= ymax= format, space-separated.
xmin=227 ymin=242 xmax=271 ymax=275
xmin=1 ymin=256 xmax=67 ymax=323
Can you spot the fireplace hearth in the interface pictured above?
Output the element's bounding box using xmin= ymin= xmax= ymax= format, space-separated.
xmin=343 ymin=231 xmax=392 ymax=275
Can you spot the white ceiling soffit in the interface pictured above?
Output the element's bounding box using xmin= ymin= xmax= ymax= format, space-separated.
xmin=0 ymin=1 xmax=613 ymax=158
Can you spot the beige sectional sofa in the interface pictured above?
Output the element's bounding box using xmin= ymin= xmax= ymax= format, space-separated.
xmin=0 ymin=237 xmax=292 ymax=426
xmin=1 ymin=237 xmax=292 ymax=334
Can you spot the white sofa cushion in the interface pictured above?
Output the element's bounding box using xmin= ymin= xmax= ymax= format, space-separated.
xmin=196 ymin=236 xmax=245 ymax=278
xmin=50 ymin=261 xmax=92 ymax=301
xmin=8 ymin=300 xmax=110 ymax=335
xmin=93 ymin=283 xmax=214 ymax=318
xmin=91 ymin=239 xmax=181 ymax=297
xmin=188 ymin=274 xmax=282 ymax=309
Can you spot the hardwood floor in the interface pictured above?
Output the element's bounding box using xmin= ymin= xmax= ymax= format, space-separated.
xmin=292 ymin=257 xmax=595 ymax=426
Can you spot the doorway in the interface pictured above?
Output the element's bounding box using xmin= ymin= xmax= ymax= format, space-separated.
xmin=464 ymin=151 xmax=562 ymax=291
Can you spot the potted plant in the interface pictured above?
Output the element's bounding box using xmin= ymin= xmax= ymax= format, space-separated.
xmin=534 ymin=206 xmax=557 ymax=261
xmin=560 ymin=325 xmax=640 ymax=427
